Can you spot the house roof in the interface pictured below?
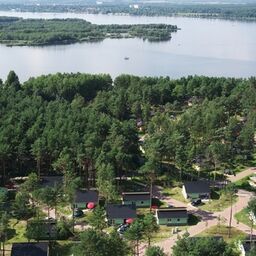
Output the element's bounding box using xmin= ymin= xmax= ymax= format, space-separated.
xmin=183 ymin=181 xmax=210 ymax=194
xmin=75 ymin=190 xmax=98 ymax=203
xmin=106 ymin=204 xmax=136 ymax=219
xmin=156 ymin=207 xmax=188 ymax=219
xmin=122 ymin=192 xmax=150 ymax=201
xmin=39 ymin=176 xmax=63 ymax=188
xmin=11 ymin=242 xmax=49 ymax=256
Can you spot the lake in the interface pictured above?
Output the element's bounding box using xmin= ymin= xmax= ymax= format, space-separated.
xmin=0 ymin=11 xmax=256 ymax=82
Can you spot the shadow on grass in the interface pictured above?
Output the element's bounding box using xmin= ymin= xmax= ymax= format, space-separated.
xmin=211 ymin=190 xmax=220 ymax=200
xmin=6 ymin=228 xmax=16 ymax=240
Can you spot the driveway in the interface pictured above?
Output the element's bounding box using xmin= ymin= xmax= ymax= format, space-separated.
xmin=153 ymin=189 xmax=254 ymax=255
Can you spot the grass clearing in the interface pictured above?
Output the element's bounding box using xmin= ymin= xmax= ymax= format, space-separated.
xmin=6 ymin=219 xmax=27 ymax=244
xmin=235 ymin=208 xmax=255 ymax=228
xmin=162 ymin=186 xmax=188 ymax=204
xmin=198 ymin=225 xmax=246 ymax=242
xmin=199 ymin=190 xmax=237 ymax=212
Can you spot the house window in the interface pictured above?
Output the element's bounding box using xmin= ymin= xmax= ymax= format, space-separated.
xmin=167 ymin=218 xmax=172 ymax=222
xmin=177 ymin=219 xmax=180 ymax=222
xmin=141 ymin=201 xmax=144 ymax=204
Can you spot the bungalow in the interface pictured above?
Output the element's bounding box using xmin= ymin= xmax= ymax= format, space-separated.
xmin=182 ymin=181 xmax=210 ymax=200
xmin=106 ymin=204 xmax=136 ymax=225
xmin=155 ymin=207 xmax=188 ymax=226
xmin=73 ymin=189 xmax=99 ymax=209
xmin=11 ymin=242 xmax=49 ymax=256
xmin=122 ymin=192 xmax=151 ymax=207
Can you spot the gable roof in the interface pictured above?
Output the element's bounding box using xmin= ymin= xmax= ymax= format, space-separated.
xmin=183 ymin=181 xmax=210 ymax=194
xmin=39 ymin=176 xmax=63 ymax=188
xmin=106 ymin=204 xmax=136 ymax=219
xmin=75 ymin=190 xmax=98 ymax=203
xmin=11 ymin=242 xmax=48 ymax=256
xmin=156 ymin=207 xmax=188 ymax=219
xmin=122 ymin=192 xmax=150 ymax=201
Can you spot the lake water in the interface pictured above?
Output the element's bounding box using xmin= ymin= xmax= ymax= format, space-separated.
xmin=0 ymin=11 xmax=256 ymax=82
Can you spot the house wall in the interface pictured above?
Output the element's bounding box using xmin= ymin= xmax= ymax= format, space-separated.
xmin=108 ymin=218 xmax=125 ymax=225
xmin=74 ymin=202 xmax=87 ymax=209
xmin=158 ymin=217 xmax=188 ymax=226
xmin=123 ymin=199 xmax=151 ymax=207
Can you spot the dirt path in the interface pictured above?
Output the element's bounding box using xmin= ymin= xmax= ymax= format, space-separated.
xmin=227 ymin=167 xmax=256 ymax=182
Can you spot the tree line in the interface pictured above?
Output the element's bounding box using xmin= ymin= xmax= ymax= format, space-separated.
xmin=0 ymin=3 xmax=256 ymax=20
xmin=0 ymin=17 xmax=178 ymax=46
xmin=0 ymin=72 xmax=255 ymax=197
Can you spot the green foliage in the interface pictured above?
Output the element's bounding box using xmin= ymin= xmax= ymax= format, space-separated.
xmin=86 ymin=206 xmax=107 ymax=231
xmin=145 ymin=246 xmax=166 ymax=256
xmin=72 ymin=229 xmax=129 ymax=256
xmin=172 ymin=235 xmax=239 ymax=256
xmin=12 ymin=192 xmax=34 ymax=220
xmin=143 ymin=213 xmax=159 ymax=246
xmin=248 ymin=197 xmax=256 ymax=216
xmin=0 ymin=73 xmax=255 ymax=189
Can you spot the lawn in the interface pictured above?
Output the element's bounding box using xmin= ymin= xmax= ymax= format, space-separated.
xmin=6 ymin=219 xmax=27 ymax=244
xmin=235 ymin=208 xmax=255 ymax=228
xmin=162 ymin=186 xmax=188 ymax=204
xmin=199 ymin=190 xmax=237 ymax=212
xmin=150 ymin=225 xmax=187 ymax=243
xmin=199 ymin=225 xmax=246 ymax=242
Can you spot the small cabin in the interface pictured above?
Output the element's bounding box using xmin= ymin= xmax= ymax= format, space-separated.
xmin=11 ymin=242 xmax=49 ymax=256
xmin=73 ymin=189 xmax=99 ymax=209
xmin=182 ymin=181 xmax=210 ymax=200
xmin=106 ymin=204 xmax=136 ymax=225
xmin=155 ymin=207 xmax=188 ymax=226
xmin=122 ymin=192 xmax=151 ymax=207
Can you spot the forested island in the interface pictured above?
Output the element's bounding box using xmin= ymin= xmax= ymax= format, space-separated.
xmin=1 ymin=3 xmax=256 ymax=20
xmin=0 ymin=17 xmax=178 ymax=46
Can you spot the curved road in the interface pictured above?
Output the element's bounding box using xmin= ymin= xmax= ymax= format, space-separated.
xmin=149 ymin=168 xmax=256 ymax=255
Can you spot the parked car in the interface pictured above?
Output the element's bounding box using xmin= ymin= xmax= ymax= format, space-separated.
xmin=74 ymin=208 xmax=84 ymax=217
xmin=117 ymin=224 xmax=129 ymax=235
xmin=191 ymin=199 xmax=201 ymax=206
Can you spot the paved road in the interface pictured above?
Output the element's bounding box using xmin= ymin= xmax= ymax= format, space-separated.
xmin=227 ymin=167 xmax=256 ymax=183
xmin=153 ymin=189 xmax=254 ymax=255
xmin=146 ymin=168 xmax=256 ymax=255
